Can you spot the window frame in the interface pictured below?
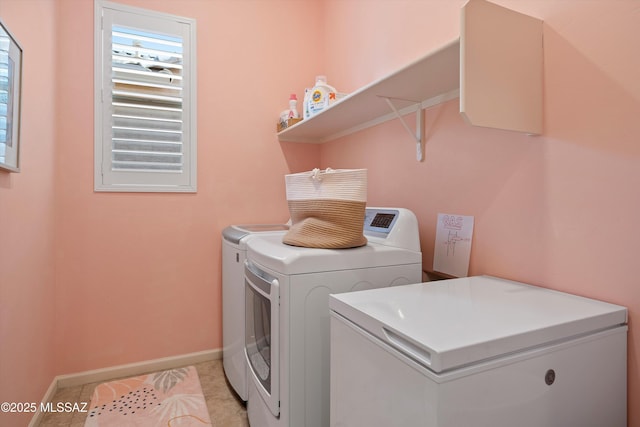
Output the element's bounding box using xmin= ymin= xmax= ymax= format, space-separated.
xmin=94 ymin=0 xmax=197 ymax=193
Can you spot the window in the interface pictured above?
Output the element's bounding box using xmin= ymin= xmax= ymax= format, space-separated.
xmin=94 ymin=1 xmax=196 ymax=192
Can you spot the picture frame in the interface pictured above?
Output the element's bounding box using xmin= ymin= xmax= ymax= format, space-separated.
xmin=0 ymin=19 xmax=22 ymax=172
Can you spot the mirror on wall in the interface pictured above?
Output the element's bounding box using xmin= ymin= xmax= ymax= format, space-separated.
xmin=0 ymin=19 xmax=22 ymax=173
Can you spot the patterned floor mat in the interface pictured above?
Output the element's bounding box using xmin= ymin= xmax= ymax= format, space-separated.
xmin=85 ymin=366 xmax=211 ymax=426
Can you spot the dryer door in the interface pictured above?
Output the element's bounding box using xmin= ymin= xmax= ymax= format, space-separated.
xmin=245 ymin=261 xmax=280 ymax=417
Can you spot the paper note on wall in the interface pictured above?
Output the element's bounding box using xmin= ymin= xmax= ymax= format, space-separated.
xmin=433 ymin=213 xmax=474 ymax=278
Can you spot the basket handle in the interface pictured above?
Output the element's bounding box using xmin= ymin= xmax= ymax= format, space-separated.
xmin=311 ymin=167 xmax=334 ymax=181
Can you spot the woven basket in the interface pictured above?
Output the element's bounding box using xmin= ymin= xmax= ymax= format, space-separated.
xmin=283 ymin=168 xmax=367 ymax=249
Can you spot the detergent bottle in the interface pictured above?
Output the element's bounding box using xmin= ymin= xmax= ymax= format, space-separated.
xmin=305 ymin=76 xmax=336 ymax=118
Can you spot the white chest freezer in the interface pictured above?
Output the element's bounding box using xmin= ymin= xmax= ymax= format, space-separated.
xmin=329 ymin=276 xmax=628 ymax=427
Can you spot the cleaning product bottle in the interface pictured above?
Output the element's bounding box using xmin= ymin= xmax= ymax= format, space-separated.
xmin=306 ymin=76 xmax=336 ymax=118
xmin=279 ymin=94 xmax=300 ymax=129
xmin=287 ymin=94 xmax=299 ymax=119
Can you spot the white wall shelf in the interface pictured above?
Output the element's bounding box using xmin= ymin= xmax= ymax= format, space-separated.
xmin=277 ymin=0 xmax=543 ymax=148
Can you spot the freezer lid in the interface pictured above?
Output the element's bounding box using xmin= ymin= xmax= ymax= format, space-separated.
xmin=330 ymin=276 xmax=627 ymax=373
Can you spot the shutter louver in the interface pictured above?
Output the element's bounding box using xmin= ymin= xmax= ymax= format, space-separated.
xmin=111 ymin=26 xmax=183 ymax=173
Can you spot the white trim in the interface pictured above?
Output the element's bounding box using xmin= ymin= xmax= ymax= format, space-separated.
xmin=94 ymin=0 xmax=197 ymax=193
xmin=58 ymin=348 xmax=221 ymax=388
xmin=29 ymin=348 xmax=220 ymax=426
xmin=27 ymin=378 xmax=58 ymax=427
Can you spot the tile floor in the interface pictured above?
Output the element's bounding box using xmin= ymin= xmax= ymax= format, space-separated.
xmin=36 ymin=359 xmax=248 ymax=427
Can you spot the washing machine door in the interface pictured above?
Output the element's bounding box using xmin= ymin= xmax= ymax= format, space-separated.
xmin=245 ymin=261 xmax=280 ymax=417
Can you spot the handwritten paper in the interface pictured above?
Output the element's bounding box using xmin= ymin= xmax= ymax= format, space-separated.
xmin=433 ymin=213 xmax=474 ymax=278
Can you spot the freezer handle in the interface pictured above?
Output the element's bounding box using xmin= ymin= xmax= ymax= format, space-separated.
xmin=383 ymin=327 xmax=432 ymax=368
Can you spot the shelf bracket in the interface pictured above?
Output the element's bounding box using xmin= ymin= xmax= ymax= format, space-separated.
xmin=381 ymin=97 xmax=425 ymax=161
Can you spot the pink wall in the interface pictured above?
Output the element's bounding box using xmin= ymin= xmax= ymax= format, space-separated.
xmin=320 ymin=0 xmax=640 ymax=425
xmin=0 ymin=1 xmax=58 ymax=425
xmin=53 ymin=0 xmax=321 ymax=374
xmin=2 ymin=0 xmax=638 ymax=425
xmin=1 ymin=0 xmax=320 ymax=422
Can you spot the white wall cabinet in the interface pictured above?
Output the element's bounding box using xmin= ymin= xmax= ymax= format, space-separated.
xmin=277 ymin=0 xmax=543 ymax=147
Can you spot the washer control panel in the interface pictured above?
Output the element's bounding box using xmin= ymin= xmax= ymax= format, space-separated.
xmin=364 ymin=208 xmax=420 ymax=252
xmin=364 ymin=209 xmax=400 ymax=235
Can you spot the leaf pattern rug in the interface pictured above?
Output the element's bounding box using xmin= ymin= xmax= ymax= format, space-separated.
xmin=85 ymin=366 xmax=211 ymax=426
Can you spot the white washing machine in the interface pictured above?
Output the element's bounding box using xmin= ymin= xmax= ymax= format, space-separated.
xmin=244 ymin=207 xmax=423 ymax=427
xmin=330 ymin=276 xmax=628 ymax=427
xmin=222 ymin=223 xmax=289 ymax=401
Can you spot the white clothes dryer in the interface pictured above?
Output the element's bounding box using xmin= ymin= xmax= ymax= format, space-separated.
xmin=330 ymin=276 xmax=628 ymax=427
xmin=244 ymin=207 xmax=422 ymax=427
xmin=222 ymin=223 xmax=289 ymax=401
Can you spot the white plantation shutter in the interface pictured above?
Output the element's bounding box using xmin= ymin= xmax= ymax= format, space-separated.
xmin=111 ymin=27 xmax=183 ymax=172
xmin=95 ymin=2 xmax=196 ymax=192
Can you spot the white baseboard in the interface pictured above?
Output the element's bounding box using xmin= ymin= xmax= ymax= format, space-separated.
xmin=29 ymin=348 xmax=221 ymax=427
xmin=56 ymin=348 xmax=221 ymax=388
xmin=28 ymin=377 xmax=59 ymax=427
